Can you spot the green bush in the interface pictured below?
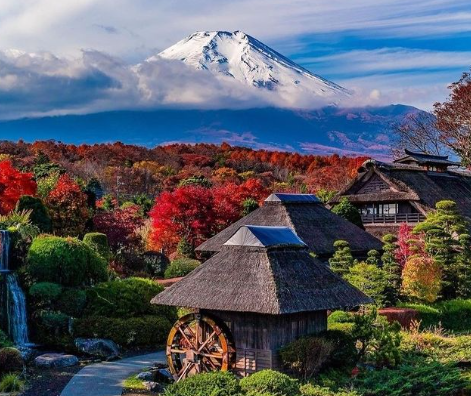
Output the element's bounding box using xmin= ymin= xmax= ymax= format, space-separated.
xmin=16 ymin=195 xmax=52 ymax=232
xmin=344 ymin=262 xmax=388 ymax=306
xmin=83 ymin=232 xmax=110 ymax=260
xmin=27 ymin=236 xmax=108 ymax=287
xmin=437 ymin=299 xmax=471 ymax=332
xmin=56 ymin=289 xmax=87 ymax=317
xmin=0 ymin=373 xmax=24 ymax=393
xmin=328 ymin=311 xmax=354 ymax=325
xmin=164 ymin=371 xmax=240 ymax=396
xmin=74 ymin=315 xmax=172 ymax=347
xmin=300 ymin=384 xmax=359 ymax=396
xmin=29 ymin=282 xmax=62 ymax=307
xmin=328 ymin=322 xmax=355 ymax=335
xmin=354 ymin=361 xmax=466 ymax=396
xmin=280 ymin=336 xmax=335 ymax=379
xmin=240 ymin=370 xmax=300 ymax=396
xmin=398 ymin=302 xmax=441 ymax=329
xmin=331 ymin=198 xmax=363 ymax=229
xmin=84 ymin=277 xmax=175 ymax=320
xmin=33 ymin=310 xmax=72 ymax=348
xmin=399 ymin=299 xmax=471 ymax=332
xmin=320 ymin=330 xmax=357 ymax=368
xmin=164 ymin=258 xmax=200 ymax=279
xmin=0 ymin=348 xmax=23 ymax=375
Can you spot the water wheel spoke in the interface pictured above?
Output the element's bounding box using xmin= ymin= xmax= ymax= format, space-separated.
xmin=200 ymin=351 xmax=224 ymax=359
xmin=178 ymin=327 xmax=197 ymax=350
xmin=170 ymin=348 xmax=186 ymax=354
xmin=202 ymin=356 xmax=219 ymax=370
xmin=177 ymin=362 xmax=193 ymax=382
xmin=197 ymin=331 xmax=216 ymax=353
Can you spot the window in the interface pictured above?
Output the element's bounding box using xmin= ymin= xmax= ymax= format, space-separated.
xmin=360 ymin=203 xmax=398 ymax=216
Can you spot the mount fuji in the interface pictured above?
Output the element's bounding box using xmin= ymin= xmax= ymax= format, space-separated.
xmin=0 ymin=31 xmax=425 ymax=157
xmin=152 ymin=31 xmax=349 ymax=105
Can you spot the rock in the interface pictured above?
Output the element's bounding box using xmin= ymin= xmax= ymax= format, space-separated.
xmin=74 ymin=338 xmax=120 ymax=360
xmin=136 ymin=371 xmax=154 ymax=381
xmin=154 ymin=368 xmax=173 ymax=383
xmin=142 ymin=381 xmax=163 ymax=392
xmin=35 ymin=353 xmax=79 ymax=368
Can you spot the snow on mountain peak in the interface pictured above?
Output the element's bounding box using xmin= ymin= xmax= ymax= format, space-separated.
xmin=149 ymin=31 xmax=349 ymax=104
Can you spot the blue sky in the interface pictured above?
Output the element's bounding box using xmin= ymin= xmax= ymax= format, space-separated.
xmin=0 ymin=0 xmax=469 ymax=118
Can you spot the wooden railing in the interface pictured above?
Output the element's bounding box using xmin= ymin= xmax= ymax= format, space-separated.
xmin=362 ymin=213 xmax=426 ymax=224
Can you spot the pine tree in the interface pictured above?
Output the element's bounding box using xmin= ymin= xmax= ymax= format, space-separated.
xmin=413 ymin=200 xmax=469 ymax=299
xmin=454 ymin=234 xmax=471 ymax=298
xmin=381 ymin=234 xmax=402 ymax=306
xmin=329 ymin=240 xmax=355 ymax=276
xmin=366 ymin=249 xmax=380 ymax=266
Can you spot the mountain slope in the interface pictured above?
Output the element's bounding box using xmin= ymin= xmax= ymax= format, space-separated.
xmin=0 ymin=105 xmax=421 ymax=159
xmin=152 ymin=31 xmax=348 ymax=104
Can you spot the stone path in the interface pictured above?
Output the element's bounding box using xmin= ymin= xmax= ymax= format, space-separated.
xmin=60 ymin=351 xmax=166 ymax=396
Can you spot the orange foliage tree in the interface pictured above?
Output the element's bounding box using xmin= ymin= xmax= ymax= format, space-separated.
xmin=0 ymin=161 xmax=37 ymax=214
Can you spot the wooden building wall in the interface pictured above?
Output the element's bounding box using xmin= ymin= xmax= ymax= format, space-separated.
xmin=203 ymin=309 xmax=327 ymax=376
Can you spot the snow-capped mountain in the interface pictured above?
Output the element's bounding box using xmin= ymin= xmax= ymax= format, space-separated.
xmin=150 ymin=31 xmax=349 ymax=104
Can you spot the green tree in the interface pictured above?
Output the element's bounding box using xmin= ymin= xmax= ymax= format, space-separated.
xmin=316 ymin=189 xmax=337 ymax=204
xmin=178 ymin=175 xmax=212 ymax=188
xmin=16 ymin=195 xmax=52 ymax=233
xmin=329 ymin=240 xmax=355 ymax=276
xmin=381 ymin=234 xmax=402 ymax=305
xmin=345 ymin=262 xmax=388 ymax=306
xmin=332 ymin=197 xmax=363 ymax=229
xmin=176 ymin=237 xmax=195 ymax=258
xmin=241 ymin=197 xmax=259 ymax=216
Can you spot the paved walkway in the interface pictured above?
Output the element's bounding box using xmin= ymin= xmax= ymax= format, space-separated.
xmin=61 ymin=351 xmax=166 ymax=396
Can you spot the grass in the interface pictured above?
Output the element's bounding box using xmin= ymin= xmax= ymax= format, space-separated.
xmin=0 ymin=373 xmax=25 ymax=393
xmin=123 ymin=373 xmax=147 ymax=391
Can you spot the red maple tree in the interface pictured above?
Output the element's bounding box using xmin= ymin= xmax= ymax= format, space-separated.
xmin=0 ymin=161 xmax=37 ymax=215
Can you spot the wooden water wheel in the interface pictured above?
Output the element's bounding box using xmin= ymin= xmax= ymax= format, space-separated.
xmin=166 ymin=313 xmax=235 ymax=381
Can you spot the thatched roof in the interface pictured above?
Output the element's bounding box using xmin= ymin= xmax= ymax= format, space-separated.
xmin=395 ymin=149 xmax=460 ymax=167
xmin=152 ymin=226 xmax=372 ymax=314
xmin=196 ymin=193 xmax=382 ymax=256
xmin=332 ymin=160 xmax=471 ymax=219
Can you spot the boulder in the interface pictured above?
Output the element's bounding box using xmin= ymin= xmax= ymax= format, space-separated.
xmin=74 ymin=338 xmax=120 ymax=360
xmin=35 ymin=353 xmax=79 ymax=368
xmin=136 ymin=371 xmax=154 ymax=381
xmin=143 ymin=381 xmax=163 ymax=392
xmin=154 ymin=368 xmax=173 ymax=383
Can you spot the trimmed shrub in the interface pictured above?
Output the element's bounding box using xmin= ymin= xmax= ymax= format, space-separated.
xmin=56 ymin=289 xmax=87 ymax=317
xmin=84 ymin=277 xmax=175 ymax=320
xmin=280 ymin=337 xmax=335 ymax=379
xmin=83 ymin=232 xmax=110 ymax=260
xmin=163 ymin=371 xmax=240 ymax=396
xmin=164 ymin=258 xmax=200 ymax=279
xmin=27 ymin=236 xmax=108 ymax=287
xmin=0 ymin=348 xmax=23 ymax=375
xmin=0 ymin=374 xmax=24 ymax=393
xmin=73 ymin=315 xmax=172 ymax=347
xmin=438 ymin=299 xmax=471 ymax=332
xmin=240 ymin=370 xmax=300 ymax=396
xmin=16 ymin=195 xmax=52 ymax=232
xmin=33 ymin=310 xmax=72 ymax=348
xmin=29 ymin=282 xmax=62 ymax=307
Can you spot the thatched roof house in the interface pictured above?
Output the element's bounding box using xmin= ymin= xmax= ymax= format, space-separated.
xmin=330 ymin=150 xmax=471 ymax=237
xmin=196 ymin=193 xmax=382 ymax=260
xmin=153 ymin=225 xmax=371 ymax=375
xmin=153 ymin=225 xmax=370 ymax=314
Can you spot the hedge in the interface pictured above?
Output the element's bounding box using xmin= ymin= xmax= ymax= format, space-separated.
xmin=83 ymin=232 xmax=110 ymax=260
xmin=240 ymin=370 xmax=300 ymax=396
xmin=73 ymin=315 xmax=172 ymax=347
xmin=27 ymin=236 xmax=108 ymax=287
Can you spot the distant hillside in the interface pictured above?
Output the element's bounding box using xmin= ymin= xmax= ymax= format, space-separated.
xmin=0 ymin=105 xmax=421 ymax=158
